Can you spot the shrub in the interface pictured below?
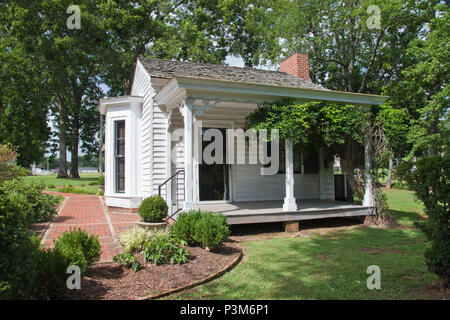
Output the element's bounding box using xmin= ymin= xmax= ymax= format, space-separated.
xmin=172 ymin=210 xmax=203 ymax=245
xmin=58 ymin=185 xmax=96 ymax=195
xmin=172 ymin=210 xmax=230 ymax=250
xmin=0 ymin=187 xmax=69 ymax=299
xmin=0 ymin=144 xmax=27 ymax=184
xmin=138 ymin=196 xmax=168 ymax=223
xmin=400 ymin=155 xmax=450 ymax=287
xmin=0 ymin=179 xmax=59 ymax=224
xmin=192 ymin=212 xmax=230 ymax=251
xmin=142 ymin=233 xmax=189 ymax=265
xmin=53 ymin=228 xmax=101 ymax=275
xmin=119 ymin=226 xmax=170 ymax=253
xmin=32 ymin=248 xmax=71 ymax=299
xmin=0 ymin=189 xmax=42 ymax=299
xmin=113 ymin=252 xmax=141 ymax=272
xmin=98 ymin=175 xmax=105 ymax=186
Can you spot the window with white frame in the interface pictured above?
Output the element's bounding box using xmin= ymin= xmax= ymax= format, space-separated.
xmin=115 ymin=120 xmax=125 ymax=193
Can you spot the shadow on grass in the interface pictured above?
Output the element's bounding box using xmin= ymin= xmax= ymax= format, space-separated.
xmin=178 ymin=225 xmax=434 ymax=300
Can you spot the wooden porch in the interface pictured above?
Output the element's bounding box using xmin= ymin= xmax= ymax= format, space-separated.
xmin=196 ymin=199 xmax=374 ymax=225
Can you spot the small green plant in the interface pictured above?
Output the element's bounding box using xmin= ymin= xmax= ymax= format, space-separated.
xmin=113 ymin=252 xmax=142 ymax=272
xmin=96 ymin=189 xmax=104 ymax=196
xmin=119 ymin=226 xmax=170 ymax=253
xmin=138 ymin=196 xmax=168 ymax=223
xmin=142 ymin=233 xmax=189 ymax=265
xmin=53 ymin=228 xmax=101 ymax=274
xmin=98 ymin=175 xmax=105 ymax=186
xmin=47 ymin=184 xmax=56 ymax=189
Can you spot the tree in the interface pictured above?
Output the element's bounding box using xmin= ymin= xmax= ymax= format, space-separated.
xmin=375 ymin=105 xmax=411 ymax=188
xmin=230 ymin=0 xmax=435 ymax=94
xmin=0 ymin=6 xmax=52 ymax=168
xmin=393 ymin=3 xmax=450 ymax=288
xmin=399 ymin=3 xmax=449 ymax=157
xmin=7 ymin=0 xmax=109 ymax=178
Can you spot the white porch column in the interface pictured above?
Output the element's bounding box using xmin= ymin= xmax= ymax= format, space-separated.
xmin=362 ymin=122 xmax=375 ymax=207
xmin=183 ymin=100 xmax=195 ymax=210
xmin=283 ymin=139 xmax=297 ymax=211
xmin=166 ymin=123 xmax=172 ymax=211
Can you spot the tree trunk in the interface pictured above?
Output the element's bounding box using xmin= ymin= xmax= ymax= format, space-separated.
xmin=386 ymin=156 xmax=393 ymax=189
xmin=70 ymin=109 xmax=81 ymax=179
xmin=429 ymin=118 xmax=439 ymax=155
xmin=57 ymin=101 xmax=68 ymax=178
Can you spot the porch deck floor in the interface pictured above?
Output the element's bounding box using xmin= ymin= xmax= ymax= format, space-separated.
xmin=195 ymin=200 xmax=374 ymax=225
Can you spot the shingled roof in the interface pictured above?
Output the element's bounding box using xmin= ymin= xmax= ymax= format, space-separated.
xmin=139 ymin=57 xmax=327 ymax=91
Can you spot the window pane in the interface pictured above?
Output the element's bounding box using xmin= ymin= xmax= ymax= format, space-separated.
xmin=115 ymin=120 xmax=125 ymax=193
xmin=116 ymin=158 xmax=125 ymax=193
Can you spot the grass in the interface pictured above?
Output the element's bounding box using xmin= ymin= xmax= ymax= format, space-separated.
xmin=170 ymin=188 xmax=435 ymax=300
xmin=24 ymin=173 xmax=101 ymax=195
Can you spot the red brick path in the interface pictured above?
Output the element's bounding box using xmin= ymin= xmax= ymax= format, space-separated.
xmin=43 ymin=192 xmax=140 ymax=261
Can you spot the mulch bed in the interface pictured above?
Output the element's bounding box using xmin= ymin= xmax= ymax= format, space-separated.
xmin=69 ymin=242 xmax=241 ymax=300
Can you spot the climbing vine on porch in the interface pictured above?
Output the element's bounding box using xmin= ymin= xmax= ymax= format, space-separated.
xmin=245 ymin=100 xmax=396 ymax=225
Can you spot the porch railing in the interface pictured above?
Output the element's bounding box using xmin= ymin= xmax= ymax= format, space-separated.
xmin=158 ymin=170 xmax=185 ymax=221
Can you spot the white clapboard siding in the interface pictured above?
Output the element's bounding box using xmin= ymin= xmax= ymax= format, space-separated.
xmin=130 ymin=61 xmax=153 ymax=198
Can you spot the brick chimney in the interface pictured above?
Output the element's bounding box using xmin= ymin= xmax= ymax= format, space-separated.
xmin=280 ymin=52 xmax=310 ymax=81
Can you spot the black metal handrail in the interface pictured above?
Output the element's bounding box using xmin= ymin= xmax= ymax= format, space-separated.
xmin=158 ymin=170 xmax=184 ymax=221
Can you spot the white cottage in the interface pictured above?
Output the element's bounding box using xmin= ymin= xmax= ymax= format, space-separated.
xmin=99 ymin=53 xmax=386 ymax=230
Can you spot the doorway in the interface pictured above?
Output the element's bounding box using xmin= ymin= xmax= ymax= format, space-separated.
xmin=198 ymin=127 xmax=230 ymax=201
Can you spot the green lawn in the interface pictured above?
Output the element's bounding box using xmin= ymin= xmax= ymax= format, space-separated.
xmin=24 ymin=173 xmax=101 ymax=195
xmin=171 ymin=188 xmax=434 ymax=300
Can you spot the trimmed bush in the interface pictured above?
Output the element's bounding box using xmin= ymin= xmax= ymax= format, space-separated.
xmin=172 ymin=210 xmax=230 ymax=251
xmin=192 ymin=212 xmax=230 ymax=251
xmin=119 ymin=226 xmax=170 ymax=253
xmin=142 ymin=233 xmax=189 ymax=265
xmin=172 ymin=210 xmax=203 ymax=245
xmin=138 ymin=196 xmax=168 ymax=223
xmin=53 ymin=228 xmax=101 ymax=275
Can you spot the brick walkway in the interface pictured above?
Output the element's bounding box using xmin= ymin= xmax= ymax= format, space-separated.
xmin=43 ymin=192 xmax=140 ymax=262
